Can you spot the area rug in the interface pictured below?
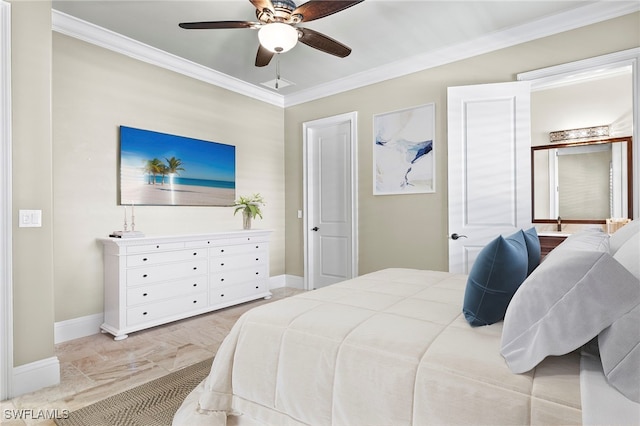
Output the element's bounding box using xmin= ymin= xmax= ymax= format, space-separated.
xmin=55 ymin=357 xmax=213 ymax=426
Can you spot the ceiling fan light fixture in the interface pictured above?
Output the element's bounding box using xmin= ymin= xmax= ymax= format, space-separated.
xmin=258 ymin=23 xmax=298 ymax=53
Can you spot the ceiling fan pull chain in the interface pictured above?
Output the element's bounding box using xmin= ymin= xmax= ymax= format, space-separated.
xmin=275 ymin=56 xmax=280 ymax=90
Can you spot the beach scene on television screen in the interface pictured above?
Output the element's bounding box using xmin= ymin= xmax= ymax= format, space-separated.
xmin=119 ymin=126 xmax=236 ymax=206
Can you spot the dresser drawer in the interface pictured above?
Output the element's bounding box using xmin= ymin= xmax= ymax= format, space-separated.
xmin=209 ymin=252 xmax=267 ymax=272
xmin=126 ymin=242 xmax=185 ymax=254
xmin=209 ymin=281 xmax=269 ymax=306
xmin=126 ymin=248 xmax=207 ymax=267
xmin=127 ymin=292 xmax=207 ymax=326
xmin=210 ymin=241 xmax=268 ymax=257
xmin=127 ymin=276 xmax=207 ymax=306
xmin=184 ymin=239 xmax=218 ymax=248
xmin=210 ymin=265 xmax=268 ymax=288
xmin=126 ymin=259 xmax=207 ymax=286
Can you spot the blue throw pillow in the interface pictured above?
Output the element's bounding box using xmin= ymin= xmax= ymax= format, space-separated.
xmin=463 ymin=231 xmax=528 ymax=326
xmin=522 ymin=227 xmax=541 ymax=275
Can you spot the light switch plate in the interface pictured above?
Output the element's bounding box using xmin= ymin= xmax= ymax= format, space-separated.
xmin=19 ymin=210 xmax=42 ymax=227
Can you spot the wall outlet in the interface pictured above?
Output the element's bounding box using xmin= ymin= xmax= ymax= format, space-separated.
xmin=19 ymin=210 xmax=42 ymax=227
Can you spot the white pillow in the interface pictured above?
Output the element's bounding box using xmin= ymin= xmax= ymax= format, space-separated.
xmin=613 ymin=235 xmax=640 ymax=279
xmin=501 ymin=249 xmax=640 ymax=374
xmin=610 ymin=219 xmax=640 ymax=254
xmin=598 ymin=303 xmax=640 ymax=402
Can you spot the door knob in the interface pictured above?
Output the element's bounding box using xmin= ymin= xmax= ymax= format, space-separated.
xmin=311 ymin=227 xmax=319 ymax=231
xmin=451 ymin=233 xmax=467 ymax=240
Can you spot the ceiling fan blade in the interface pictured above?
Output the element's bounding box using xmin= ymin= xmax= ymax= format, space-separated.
xmin=179 ymin=21 xmax=258 ymax=30
xmin=298 ymin=27 xmax=352 ymax=58
xmin=293 ymin=0 xmax=364 ymax=23
xmin=250 ymin=0 xmax=276 ymax=14
xmin=255 ymin=44 xmax=275 ymax=67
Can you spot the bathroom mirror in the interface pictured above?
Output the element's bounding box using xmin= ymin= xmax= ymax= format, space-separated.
xmin=531 ymin=136 xmax=632 ymax=224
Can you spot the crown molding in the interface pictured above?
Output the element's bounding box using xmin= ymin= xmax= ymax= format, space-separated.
xmin=52 ymin=2 xmax=639 ymax=108
xmin=518 ymin=47 xmax=639 ymax=90
xmin=51 ymin=10 xmax=285 ymax=108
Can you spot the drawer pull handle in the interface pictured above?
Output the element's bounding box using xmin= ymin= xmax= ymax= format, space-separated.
xmin=143 ymin=258 xmax=148 ymax=262
xmin=255 ymin=272 xmax=259 ymax=275
xmin=220 ymin=263 xmax=224 ymax=266
xmin=193 ymin=267 xmax=197 ymax=270
xmin=193 ymin=300 xmax=197 ymax=304
xmin=255 ymin=245 xmax=259 ymax=249
xmin=221 ymin=249 xmax=225 ymax=253
xmin=193 ymin=252 xmax=197 ymax=256
xmin=143 ymin=293 xmax=148 ymax=296
xmin=256 ymin=258 xmax=259 ymax=261
xmin=193 ymin=283 xmax=197 ymax=287
xmin=255 ymin=285 xmax=259 ymax=289
xmin=143 ymin=274 xmax=148 ymax=278
xmin=220 ymin=294 xmax=225 ymax=297
xmin=156 ymin=245 xmax=160 ymax=248
xmin=143 ymin=312 xmax=148 ymax=315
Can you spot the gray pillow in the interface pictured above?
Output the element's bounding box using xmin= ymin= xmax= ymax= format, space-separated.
xmin=501 ymin=249 xmax=640 ymax=374
xmin=598 ymin=303 xmax=640 ymax=402
xmin=610 ymin=219 xmax=639 ymax=254
xmin=549 ymin=229 xmax=609 ymax=257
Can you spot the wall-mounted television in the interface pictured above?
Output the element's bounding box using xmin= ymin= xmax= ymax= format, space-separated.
xmin=119 ymin=126 xmax=235 ymax=206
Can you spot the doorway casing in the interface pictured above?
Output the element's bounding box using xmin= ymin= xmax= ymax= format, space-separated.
xmin=1 ymin=0 xmax=13 ymax=400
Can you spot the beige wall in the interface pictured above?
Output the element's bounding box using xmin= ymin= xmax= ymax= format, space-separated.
xmin=52 ymin=33 xmax=285 ymax=323
xmin=283 ymin=12 xmax=640 ymax=277
xmin=11 ymin=0 xmax=55 ymax=367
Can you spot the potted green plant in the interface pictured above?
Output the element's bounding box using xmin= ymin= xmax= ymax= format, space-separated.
xmin=234 ymin=193 xmax=265 ymax=230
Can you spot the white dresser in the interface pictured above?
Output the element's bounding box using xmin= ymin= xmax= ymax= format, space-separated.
xmin=99 ymin=230 xmax=271 ymax=340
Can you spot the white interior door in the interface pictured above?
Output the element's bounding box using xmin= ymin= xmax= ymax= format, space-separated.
xmin=303 ymin=112 xmax=358 ymax=290
xmin=447 ymin=81 xmax=531 ymax=274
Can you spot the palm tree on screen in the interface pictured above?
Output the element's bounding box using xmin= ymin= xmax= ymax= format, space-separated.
xmin=144 ymin=158 xmax=164 ymax=185
xmin=165 ymin=156 xmax=185 ymax=176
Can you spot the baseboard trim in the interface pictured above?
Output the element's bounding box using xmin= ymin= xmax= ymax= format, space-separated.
xmin=269 ymin=274 xmax=303 ymax=290
xmin=54 ymin=313 xmax=103 ymax=344
xmin=268 ymin=274 xmax=286 ymax=289
xmin=284 ymin=274 xmax=304 ymax=290
xmin=12 ymin=356 xmax=60 ymax=397
xmin=54 ymin=274 xmax=306 ymax=344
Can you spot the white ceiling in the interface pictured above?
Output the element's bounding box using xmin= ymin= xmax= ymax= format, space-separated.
xmin=51 ymin=1 xmax=639 ymax=106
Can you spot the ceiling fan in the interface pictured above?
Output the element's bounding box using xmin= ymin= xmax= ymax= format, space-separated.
xmin=178 ymin=0 xmax=364 ymax=67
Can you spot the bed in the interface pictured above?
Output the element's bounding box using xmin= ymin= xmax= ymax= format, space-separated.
xmin=173 ymin=221 xmax=639 ymax=426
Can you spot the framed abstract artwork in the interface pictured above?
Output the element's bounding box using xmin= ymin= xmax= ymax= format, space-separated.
xmin=119 ymin=126 xmax=235 ymax=206
xmin=373 ymin=103 xmax=435 ymax=195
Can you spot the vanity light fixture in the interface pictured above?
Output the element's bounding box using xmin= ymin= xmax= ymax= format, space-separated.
xmin=549 ymin=125 xmax=609 ymax=143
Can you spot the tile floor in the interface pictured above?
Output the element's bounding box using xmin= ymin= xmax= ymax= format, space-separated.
xmin=1 ymin=287 xmax=302 ymax=426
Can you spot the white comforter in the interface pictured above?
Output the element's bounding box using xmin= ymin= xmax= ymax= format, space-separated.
xmin=173 ymin=268 xmax=581 ymax=425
